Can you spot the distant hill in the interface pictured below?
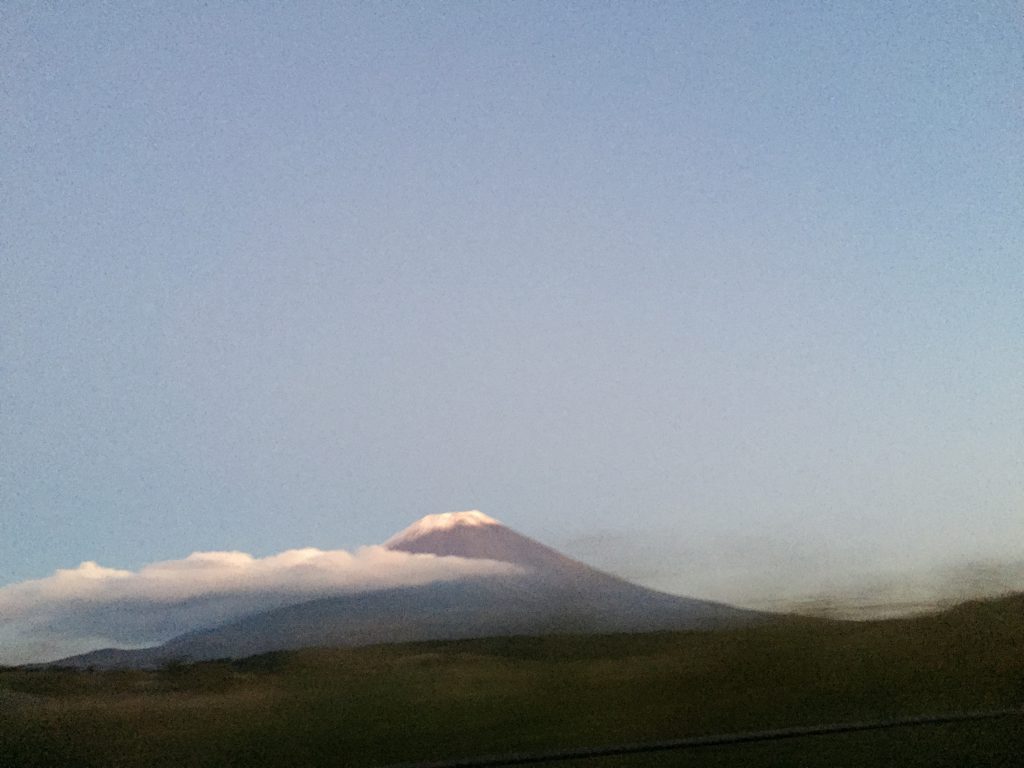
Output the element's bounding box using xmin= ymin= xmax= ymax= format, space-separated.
xmin=55 ymin=511 xmax=765 ymax=669
xmin=8 ymin=593 xmax=1024 ymax=768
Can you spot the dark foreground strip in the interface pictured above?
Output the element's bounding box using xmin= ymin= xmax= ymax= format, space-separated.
xmin=382 ymin=708 xmax=1023 ymax=768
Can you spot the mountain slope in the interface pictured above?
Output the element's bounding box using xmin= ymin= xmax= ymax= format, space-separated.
xmin=386 ymin=511 xmax=762 ymax=619
xmin=55 ymin=512 xmax=766 ymax=669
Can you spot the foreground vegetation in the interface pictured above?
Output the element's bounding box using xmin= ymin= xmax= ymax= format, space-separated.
xmin=1 ymin=594 xmax=1022 ymax=767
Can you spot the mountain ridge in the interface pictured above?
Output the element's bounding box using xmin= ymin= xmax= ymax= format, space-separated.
xmin=51 ymin=512 xmax=768 ymax=669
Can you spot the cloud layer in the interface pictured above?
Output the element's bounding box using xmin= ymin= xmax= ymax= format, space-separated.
xmin=0 ymin=547 xmax=520 ymax=665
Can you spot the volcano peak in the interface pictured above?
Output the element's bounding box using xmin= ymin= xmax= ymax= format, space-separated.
xmin=383 ymin=510 xmax=579 ymax=572
xmin=384 ymin=510 xmax=500 ymax=548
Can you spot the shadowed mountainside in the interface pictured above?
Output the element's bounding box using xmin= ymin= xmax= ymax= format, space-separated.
xmin=3 ymin=593 xmax=1022 ymax=767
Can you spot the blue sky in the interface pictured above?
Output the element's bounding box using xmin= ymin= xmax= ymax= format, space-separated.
xmin=2 ymin=2 xmax=1022 ymax=605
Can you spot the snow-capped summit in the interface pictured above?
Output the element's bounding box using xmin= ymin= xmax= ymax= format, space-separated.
xmin=384 ymin=510 xmax=500 ymax=547
xmin=384 ymin=510 xmax=578 ymax=571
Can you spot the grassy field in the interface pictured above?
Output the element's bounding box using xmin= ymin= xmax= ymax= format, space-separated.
xmin=1 ymin=594 xmax=1022 ymax=767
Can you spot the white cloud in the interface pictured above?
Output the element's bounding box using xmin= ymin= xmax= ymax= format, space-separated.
xmin=0 ymin=546 xmax=520 ymax=665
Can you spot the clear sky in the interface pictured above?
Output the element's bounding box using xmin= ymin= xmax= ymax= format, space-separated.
xmin=3 ymin=2 xmax=1022 ymax=608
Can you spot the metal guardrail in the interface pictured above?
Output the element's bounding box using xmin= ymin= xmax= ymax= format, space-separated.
xmin=381 ymin=708 xmax=1023 ymax=768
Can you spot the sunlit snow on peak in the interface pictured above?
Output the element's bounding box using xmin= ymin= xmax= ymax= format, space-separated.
xmin=385 ymin=511 xmax=501 ymax=546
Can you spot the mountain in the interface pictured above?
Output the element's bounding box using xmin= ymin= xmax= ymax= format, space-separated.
xmin=54 ymin=512 xmax=766 ymax=669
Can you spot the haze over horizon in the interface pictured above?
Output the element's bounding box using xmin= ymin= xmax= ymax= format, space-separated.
xmin=3 ymin=3 xmax=1022 ymax=636
xmin=3 ymin=509 xmax=1022 ymax=667
xmin=10 ymin=509 xmax=1010 ymax=667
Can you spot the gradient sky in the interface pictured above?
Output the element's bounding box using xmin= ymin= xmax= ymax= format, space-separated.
xmin=3 ymin=2 xmax=1022 ymax=607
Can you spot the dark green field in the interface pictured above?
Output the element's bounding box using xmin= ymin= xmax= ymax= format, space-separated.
xmin=1 ymin=595 xmax=1022 ymax=768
